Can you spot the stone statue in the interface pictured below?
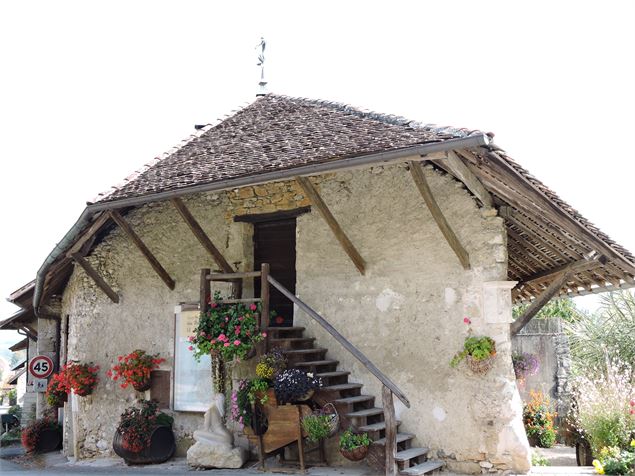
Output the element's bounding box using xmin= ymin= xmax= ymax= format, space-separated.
xmin=187 ymin=392 xmax=247 ymax=469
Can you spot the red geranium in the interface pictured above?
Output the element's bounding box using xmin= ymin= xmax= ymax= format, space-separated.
xmin=46 ymin=372 xmax=69 ymax=406
xmin=107 ymin=350 xmax=165 ymax=390
xmin=63 ymin=362 xmax=99 ymax=396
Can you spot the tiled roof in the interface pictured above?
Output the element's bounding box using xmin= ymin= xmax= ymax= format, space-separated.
xmin=95 ymin=94 xmax=478 ymax=203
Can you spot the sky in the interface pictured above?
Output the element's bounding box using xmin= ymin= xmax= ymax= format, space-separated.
xmin=1 ymin=1 xmax=634 ymax=347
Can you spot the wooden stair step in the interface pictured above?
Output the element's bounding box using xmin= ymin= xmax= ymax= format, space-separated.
xmin=400 ymin=460 xmax=443 ymax=475
xmin=324 ymin=383 xmax=363 ymax=392
xmin=266 ymin=326 xmax=305 ymax=332
xmin=358 ymin=420 xmax=401 ymax=433
xmin=283 ymin=348 xmax=327 ymax=354
xmin=294 ymin=359 xmax=338 ymax=368
xmin=315 ymin=370 xmax=350 ymax=378
xmin=373 ymin=433 xmax=415 ymax=446
xmin=395 ymin=447 xmax=429 ymax=462
xmin=270 ymin=337 xmax=315 ymax=345
xmin=335 ymin=395 xmax=374 ymax=405
xmin=346 ymin=407 xmax=384 ymax=418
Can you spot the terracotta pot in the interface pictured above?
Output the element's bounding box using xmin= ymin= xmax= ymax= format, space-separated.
xmin=340 ymin=445 xmax=369 ymax=461
xmin=132 ymin=378 xmax=152 ymax=392
xmin=113 ymin=425 xmax=175 ymax=465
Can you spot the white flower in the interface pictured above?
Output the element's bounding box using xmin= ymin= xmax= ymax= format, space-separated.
xmin=307 ymin=372 xmax=314 ymax=378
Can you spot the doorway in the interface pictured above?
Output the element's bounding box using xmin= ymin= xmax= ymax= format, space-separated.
xmin=253 ymin=218 xmax=296 ymax=327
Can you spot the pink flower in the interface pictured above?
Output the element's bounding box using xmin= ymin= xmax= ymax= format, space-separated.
xmin=630 ymin=409 xmax=635 ymax=415
xmin=261 ymin=331 xmax=267 ymax=337
xmin=188 ymin=346 xmax=194 ymax=351
xmin=210 ymin=339 xmax=216 ymax=344
xmin=463 ymin=317 xmax=471 ymax=325
xmin=234 ymin=340 xmax=241 ymax=346
xmin=211 ymin=302 xmax=218 ymax=308
xmin=188 ymin=336 xmax=194 ymax=342
xmin=225 ymin=317 xmax=229 ymax=322
xmin=630 ymin=399 xmax=635 ymax=407
xmin=218 ymin=333 xmax=227 ymax=342
xmin=238 ymin=316 xmax=244 ymax=321
xmin=224 ymin=342 xmax=230 ymax=347
xmin=250 ymin=304 xmax=257 ymax=311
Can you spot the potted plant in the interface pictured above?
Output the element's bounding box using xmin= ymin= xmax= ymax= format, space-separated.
xmin=21 ymin=415 xmax=62 ymax=453
xmin=301 ymin=404 xmax=339 ymax=442
xmin=512 ymin=352 xmax=540 ymax=382
xmin=339 ymin=429 xmax=371 ymax=461
xmin=255 ymin=348 xmax=287 ymax=380
xmin=107 ymin=350 xmax=165 ymax=391
xmin=273 ymin=368 xmax=322 ymax=404
xmin=189 ymin=291 xmax=266 ymax=362
xmin=62 ymin=362 xmax=99 ymax=396
xmin=45 ymin=372 xmax=68 ymax=407
xmin=113 ymin=399 xmax=175 ymax=465
xmin=523 ymin=390 xmax=557 ymax=448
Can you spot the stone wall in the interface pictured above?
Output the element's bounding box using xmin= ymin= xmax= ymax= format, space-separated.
xmin=59 ymin=164 xmax=530 ymax=473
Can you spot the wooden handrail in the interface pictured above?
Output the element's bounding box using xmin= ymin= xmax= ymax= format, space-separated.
xmin=267 ymin=275 xmax=410 ymax=408
xmin=208 ymin=271 xmax=262 ymax=281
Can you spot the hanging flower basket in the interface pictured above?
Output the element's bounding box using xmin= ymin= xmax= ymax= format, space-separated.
xmin=466 ymin=353 xmax=496 ymax=375
xmin=339 ymin=429 xmax=371 ymax=461
xmin=108 ymin=350 xmax=165 ymax=391
xmin=341 ymin=445 xmax=369 ymax=461
xmin=132 ymin=379 xmax=152 ymax=392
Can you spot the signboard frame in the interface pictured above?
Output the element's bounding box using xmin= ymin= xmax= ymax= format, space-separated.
xmin=29 ymin=355 xmax=54 ymax=379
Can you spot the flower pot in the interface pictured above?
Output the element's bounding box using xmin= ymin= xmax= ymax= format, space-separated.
xmin=35 ymin=427 xmax=62 ymax=453
xmin=132 ymin=379 xmax=152 ymax=392
xmin=296 ymin=389 xmax=314 ymax=402
xmin=576 ymin=438 xmax=594 ymax=467
xmin=340 ymin=445 xmax=369 ymax=461
xmin=113 ymin=425 xmax=175 ymax=465
xmin=466 ymin=354 xmax=496 ymax=375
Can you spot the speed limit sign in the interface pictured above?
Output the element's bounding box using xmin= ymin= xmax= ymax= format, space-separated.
xmin=29 ymin=355 xmax=54 ymax=379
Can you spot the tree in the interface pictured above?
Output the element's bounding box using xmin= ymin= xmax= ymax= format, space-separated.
xmin=512 ymin=297 xmax=583 ymax=322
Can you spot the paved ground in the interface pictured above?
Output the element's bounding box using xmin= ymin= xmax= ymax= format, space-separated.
xmin=532 ymin=446 xmax=577 ymax=467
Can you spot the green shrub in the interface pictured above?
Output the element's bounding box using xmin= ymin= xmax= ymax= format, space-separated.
xmin=531 ymin=451 xmax=550 ymax=467
xmin=301 ymin=414 xmax=332 ymax=442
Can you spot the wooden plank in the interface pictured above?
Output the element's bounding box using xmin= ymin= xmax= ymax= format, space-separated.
xmin=66 ymin=212 xmax=111 ymax=257
xmin=171 ymin=197 xmax=234 ymax=273
xmin=383 ymin=385 xmax=397 ymax=476
xmin=108 ymin=210 xmax=175 ymax=290
xmin=295 ymin=176 xmax=366 ymax=275
xmin=260 ymin=263 xmax=270 ymax=352
xmin=268 ymin=275 xmax=410 ymax=408
xmin=520 ymin=256 xmax=606 ymax=288
xmin=409 ymin=161 xmax=470 ymax=269
xmin=216 ymin=298 xmax=262 ymax=304
xmin=208 ymin=271 xmax=261 ymax=280
xmin=200 ymin=268 xmax=210 ymax=314
xmin=233 ymin=206 xmax=311 ymax=223
xmin=432 ymin=150 xmax=493 ymax=207
xmin=71 ymin=253 xmax=119 ymax=303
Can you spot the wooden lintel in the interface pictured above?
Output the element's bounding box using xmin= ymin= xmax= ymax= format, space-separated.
xmin=171 ymin=197 xmax=234 ymax=273
xmin=71 ymin=253 xmax=119 ymax=303
xmin=409 ymin=161 xmax=470 ymax=270
xmin=66 ymin=212 xmax=111 ymax=258
xmin=295 ymin=176 xmax=366 ymax=275
xmin=519 ymin=255 xmax=606 ymax=288
xmin=108 ymin=210 xmax=175 ymax=290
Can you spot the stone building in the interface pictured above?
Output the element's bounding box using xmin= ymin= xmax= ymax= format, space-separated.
xmin=4 ymin=95 xmax=635 ymax=474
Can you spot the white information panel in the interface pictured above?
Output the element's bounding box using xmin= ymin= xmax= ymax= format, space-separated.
xmin=174 ymin=306 xmax=213 ymax=412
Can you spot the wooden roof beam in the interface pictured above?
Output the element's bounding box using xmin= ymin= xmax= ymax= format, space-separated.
xmin=171 ymin=197 xmax=234 ymax=274
xmin=428 ymin=150 xmax=493 ymax=208
xmin=66 ymin=212 xmax=111 ymax=258
xmin=108 ymin=210 xmax=175 ymax=290
xmin=295 ymin=176 xmax=366 ymax=275
xmin=70 ymin=252 xmax=119 ymax=303
xmin=409 ymin=161 xmax=470 ymax=270
xmin=519 ymin=255 xmax=606 ymax=289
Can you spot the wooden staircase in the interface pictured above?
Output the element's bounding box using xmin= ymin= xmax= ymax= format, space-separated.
xmin=268 ymin=325 xmax=444 ymax=476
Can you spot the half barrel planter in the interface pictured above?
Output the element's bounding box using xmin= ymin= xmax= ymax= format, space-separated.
xmin=113 ymin=425 xmax=175 ymax=465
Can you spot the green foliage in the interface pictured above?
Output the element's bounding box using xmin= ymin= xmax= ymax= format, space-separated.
xmin=531 ymin=451 xmax=550 ymax=467
xmin=565 ymin=291 xmax=635 ymax=379
xmin=450 ymin=336 xmax=496 ymax=367
xmin=301 ymin=414 xmax=332 ymax=442
xmin=339 ymin=429 xmax=371 ymax=450
xmin=247 ymin=378 xmax=270 ymax=405
xmin=523 ymin=391 xmax=557 ymax=448
xmin=513 ymin=297 xmax=582 ymax=322
xmin=593 ymin=443 xmax=635 ymax=475
xmin=8 ymin=405 xmax=22 ymax=420
xmin=7 ymin=389 xmax=17 ymax=406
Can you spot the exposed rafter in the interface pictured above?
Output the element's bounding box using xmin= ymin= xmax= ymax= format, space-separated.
xmin=409 ymin=161 xmax=470 ymax=270
xmin=70 ymin=253 xmax=119 ymax=303
xmin=519 ymin=255 xmax=607 ymax=289
xmin=108 ymin=210 xmax=175 ymax=290
xmin=429 ymin=150 xmax=493 ymax=208
xmin=295 ymin=176 xmax=366 ymax=275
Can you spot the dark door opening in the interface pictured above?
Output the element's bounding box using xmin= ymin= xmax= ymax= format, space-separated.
xmin=254 ymin=218 xmax=296 ymax=327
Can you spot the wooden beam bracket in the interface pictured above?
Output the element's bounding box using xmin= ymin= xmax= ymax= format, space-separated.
xmin=71 ymin=252 xmax=119 ymax=303
xmin=409 ymin=161 xmax=471 ymax=270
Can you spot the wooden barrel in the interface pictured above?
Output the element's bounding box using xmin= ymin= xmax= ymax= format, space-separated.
xmin=113 ymin=425 xmax=175 ymax=465
xmin=36 ymin=427 xmax=62 ymax=453
xmin=576 ymin=439 xmax=594 ymax=466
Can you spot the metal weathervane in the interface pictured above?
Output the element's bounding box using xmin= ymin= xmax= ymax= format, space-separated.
xmin=256 ymin=36 xmax=267 ymax=96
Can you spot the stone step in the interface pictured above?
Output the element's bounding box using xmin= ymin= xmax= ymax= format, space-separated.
xmin=315 ymin=370 xmax=350 ymax=379
xmin=400 ymin=460 xmax=444 ymax=476
xmin=335 ymin=395 xmax=375 ymax=405
xmin=358 ymin=420 xmax=401 ymax=433
xmin=324 ymin=383 xmax=363 ymax=392
xmin=373 ymin=433 xmax=415 ymax=446
xmin=283 ymin=348 xmax=327 ymax=355
xmin=395 ymin=447 xmax=429 ymax=462
xmin=346 ymin=407 xmax=384 ymax=418
xmin=294 ymin=359 xmax=339 ymax=369
xmin=269 ymin=337 xmax=315 ymax=349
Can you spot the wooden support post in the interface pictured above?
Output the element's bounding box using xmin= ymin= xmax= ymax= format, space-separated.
xmin=260 ymin=263 xmax=270 ymax=352
xmin=71 ymin=253 xmax=119 ymax=303
xmin=295 ymin=176 xmax=366 ymax=275
xmin=108 ymin=210 xmax=175 ymax=290
xmin=200 ymin=268 xmax=211 ymax=313
xmin=171 ymin=197 xmax=234 ymax=273
xmin=409 ymin=161 xmax=470 ymax=270
xmin=511 ymin=266 xmax=578 ymax=336
xmin=382 ymin=385 xmax=397 ymax=476
xmin=297 ymin=405 xmax=306 ymax=473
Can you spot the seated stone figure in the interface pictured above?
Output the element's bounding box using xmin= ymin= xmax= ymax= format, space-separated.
xmin=187 ymin=392 xmax=246 ymax=469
